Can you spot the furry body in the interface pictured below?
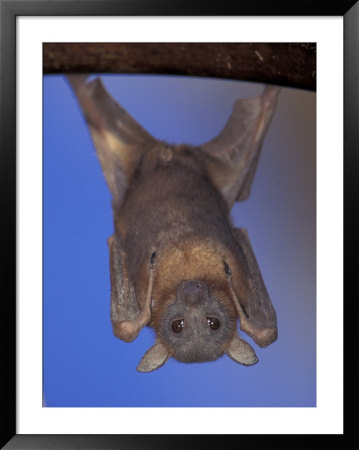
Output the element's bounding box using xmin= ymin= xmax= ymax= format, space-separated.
xmin=68 ymin=76 xmax=279 ymax=371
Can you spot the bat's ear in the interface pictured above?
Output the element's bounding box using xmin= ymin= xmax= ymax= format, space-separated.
xmin=201 ymin=85 xmax=280 ymax=209
xmin=226 ymin=334 xmax=258 ymax=366
xmin=67 ymin=75 xmax=156 ymax=206
xmin=136 ymin=340 xmax=170 ymax=373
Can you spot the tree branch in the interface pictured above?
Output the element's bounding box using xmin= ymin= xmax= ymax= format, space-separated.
xmin=43 ymin=43 xmax=316 ymax=91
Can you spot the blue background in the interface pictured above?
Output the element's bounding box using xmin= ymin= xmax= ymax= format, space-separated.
xmin=43 ymin=74 xmax=316 ymax=407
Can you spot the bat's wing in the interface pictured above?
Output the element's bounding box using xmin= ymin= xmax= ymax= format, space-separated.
xmin=108 ymin=234 xmax=154 ymax=343
xmin=68 ymin=76 xmax=157 ymax=343
xmin=231 ymin=228 xmax=278 ymax=347
xmin=67 ymin=75 xmax=156 ymax=207
xmin=201 ymin=87 xmax=279 ymax=346
xmin=201 ymin=86 xmax=280 ymax=208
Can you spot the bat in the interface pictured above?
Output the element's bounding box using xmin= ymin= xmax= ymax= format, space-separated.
xmin=67 ymin=75 xmax=279 ymax=372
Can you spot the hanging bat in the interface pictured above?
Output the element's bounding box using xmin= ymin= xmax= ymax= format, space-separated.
xmin=68 ymin=75 xmax=279 ymax=372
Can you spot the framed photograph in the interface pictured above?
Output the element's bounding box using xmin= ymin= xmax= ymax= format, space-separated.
xmin=1 ymin=0 xmax=355 ymax=448
xmin=43 ymin=43 xmax=316 ymax=408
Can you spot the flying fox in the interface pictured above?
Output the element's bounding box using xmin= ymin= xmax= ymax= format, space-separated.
xmin=68 ymin=75 xmax=279 ymax=372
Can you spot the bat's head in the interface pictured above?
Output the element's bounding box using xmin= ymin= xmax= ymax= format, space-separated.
xmin=136 ymin=275 xmax=259 ymax=373
xmin=158 ymin=279 xmax=236 ymax=363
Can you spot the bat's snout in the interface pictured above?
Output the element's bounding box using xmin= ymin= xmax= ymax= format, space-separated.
xmin=178 ymin=280 xmax=207 ymax=305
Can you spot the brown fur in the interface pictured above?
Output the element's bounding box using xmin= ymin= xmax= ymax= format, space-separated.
xmin=115 ymin=144 xmax=248 ymax=319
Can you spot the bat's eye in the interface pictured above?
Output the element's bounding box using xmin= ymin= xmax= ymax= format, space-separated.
xmin=207 ymin=317 xmax=220 ymax=330
xmin=171 ymin=319 xmax=184 ymax=334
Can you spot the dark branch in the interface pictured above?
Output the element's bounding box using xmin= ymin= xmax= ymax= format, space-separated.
xmin=43 ymin=43 xmax=316 ymax=91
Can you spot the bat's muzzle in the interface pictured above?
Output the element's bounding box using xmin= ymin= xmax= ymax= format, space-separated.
xmin=178 ymin=280 xmax=207 ymax=305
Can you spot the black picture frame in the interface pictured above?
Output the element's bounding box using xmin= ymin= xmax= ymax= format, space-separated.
xmin=1 ymin=1 xmax=356 ymax=448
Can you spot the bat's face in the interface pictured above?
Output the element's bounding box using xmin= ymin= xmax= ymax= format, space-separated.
xmin=157 ymin=280 xmax=236 ymax=363
xmin=137 ymin=273 xmax=259 ymax=372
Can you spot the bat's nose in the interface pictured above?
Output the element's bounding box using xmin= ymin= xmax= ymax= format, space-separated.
xmin=179 ymin=280 xmax=207 ymax=304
